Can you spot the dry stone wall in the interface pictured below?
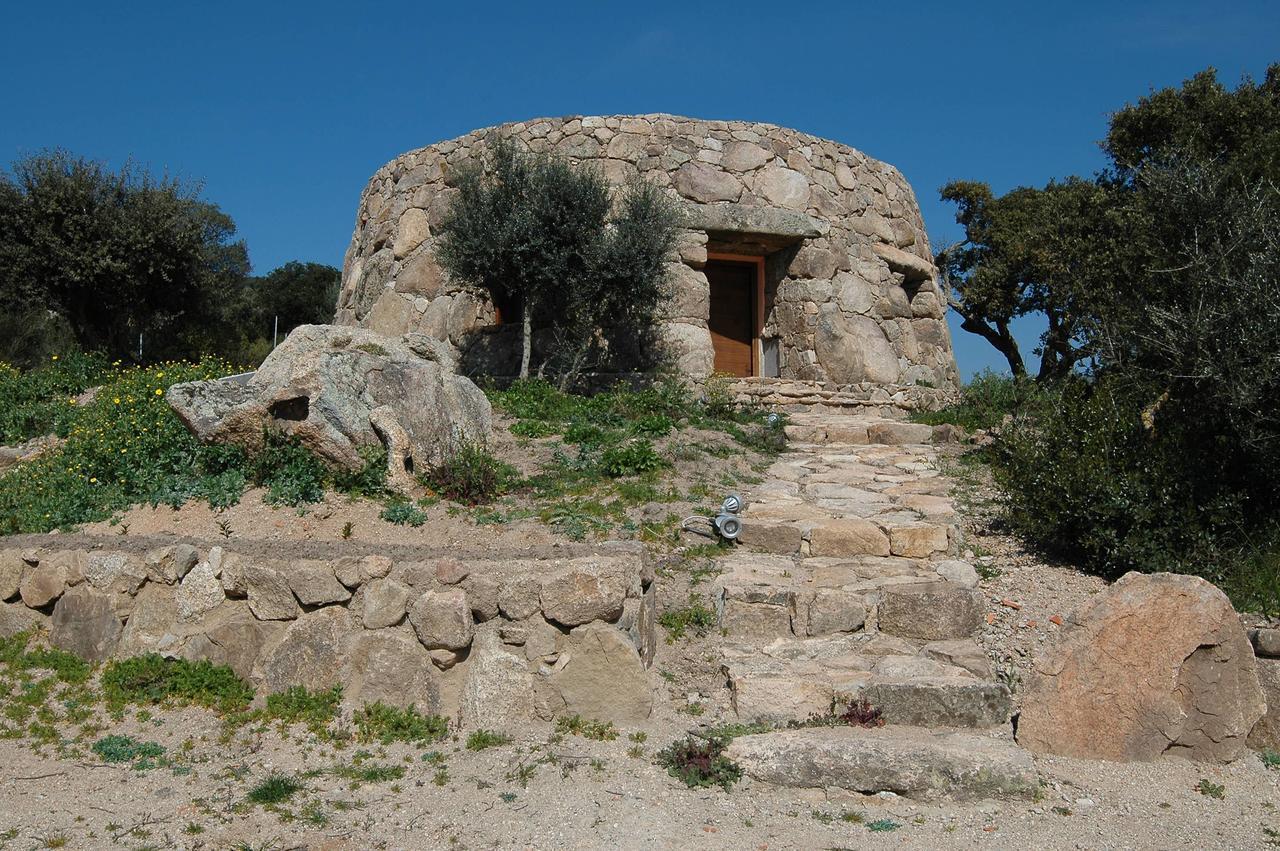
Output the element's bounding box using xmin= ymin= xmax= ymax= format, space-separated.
xmin=335 ymin=114 xmax=960 ymax=402
xmin=0 ymin=542 xmax=656 ymax=726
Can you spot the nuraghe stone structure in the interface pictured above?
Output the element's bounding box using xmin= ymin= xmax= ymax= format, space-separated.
xmin=716 ymin=413 xmax=1037 ymax=799
xmin=334 ymin=114 xmax=960 ymax=413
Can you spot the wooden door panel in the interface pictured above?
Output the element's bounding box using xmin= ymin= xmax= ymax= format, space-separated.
xmin=706 ymin=261 xmax=755 ymax=377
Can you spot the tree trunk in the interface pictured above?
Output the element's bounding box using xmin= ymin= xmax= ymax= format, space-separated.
xmin=519 ymin=302 xmax=532 ymax=380
xmin=958 ymin=312 xmax=1026 ymax=378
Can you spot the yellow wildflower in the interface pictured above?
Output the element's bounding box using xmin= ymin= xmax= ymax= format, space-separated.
xmin=154 ymin=389 xmax=163 ymax=396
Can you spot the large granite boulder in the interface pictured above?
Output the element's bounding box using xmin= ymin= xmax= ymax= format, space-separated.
xmin=166 ymin=325 xmax=491 ymax=489
xmin=1017 ymin=572 xmax=1266 ymax=763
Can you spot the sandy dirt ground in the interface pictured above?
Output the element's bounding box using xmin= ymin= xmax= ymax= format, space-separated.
xmin=2 ymin=442 xmax=1279 ymax=850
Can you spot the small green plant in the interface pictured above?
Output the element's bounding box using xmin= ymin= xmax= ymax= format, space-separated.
xmin=657 ymin=736 xmax=742 ymax=792
xmin=353 ymin=702 xmax=447 ymax=744
xmin=555 ymin=714 xmax=618 ymax=741
xmin=1196 ymin=778 xmax=1226 ymax=799
xmin=264 ymin=685 xmax=341 ymax=732
xmin=341 ymin=521 xmax=354 ymax=539
xmin=379 ymin=499 xmax=427 ymax=526
xmin=331 ymin=762 xmax=405 ymax=783
xmin=466 ymin=729 xmax=513 ymax=751
xmin=247 ymin=772 xmax=303 ymax=805
xmin=658 ymin=596 xmax=717 ymax=641
xmin=423 ymin=440 xmax=517 ymax=505
xmin=101 ymin=654 xmax=253 ymax=711
xmin=1262 ymin=749 xmax=1280 ymax=771
xmin=600 ymin=439 xmax=664 ymax=478
xmin=252 ymin=431 xmax=328 ymax=506
xmin=866 ymin=818 xmax=901 ymax=832
xmin=92 ymin=734 xmax=165 ymax=768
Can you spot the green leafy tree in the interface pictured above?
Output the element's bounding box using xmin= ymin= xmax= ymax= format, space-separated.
xmin=437 ymin=139 xmax=676 ymax=385
xmin=247 ymin=261 xmax=341 ymax=338
xmin=0 ymin=150 xmax=249 ymax=361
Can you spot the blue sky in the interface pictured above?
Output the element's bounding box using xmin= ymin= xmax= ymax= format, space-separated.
xmin=3 ymin=1 xmax=1277 ymax=377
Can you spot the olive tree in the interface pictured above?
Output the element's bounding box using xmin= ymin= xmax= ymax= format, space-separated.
xmin=437 ymin=140 xmax=677 ymax=385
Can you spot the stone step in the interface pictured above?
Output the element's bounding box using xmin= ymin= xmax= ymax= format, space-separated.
xmin=724 ymin=726 xmax=1037 ymax=801
xmin=783 ymin=417 xmax=964 ymax=447
xmin=713 ymin=554 xmax=983 ymax=644
xmin=722 ymin=636 xmax=1011 ymax=729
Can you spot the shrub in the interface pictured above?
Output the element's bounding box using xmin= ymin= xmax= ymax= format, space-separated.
xmin=92 ymin=734 xmax=165 ymax=768
xmin=911 ymin=370 xmax=1044 ymax=432
xmin=600 ymin=439 xmax=664 ymax=478
xmin=555 ymin=714 xmax=618 ymax=741
xmin=379 ymin=499 xmax=427 ymax=526
xmin=100 ymin=654 xmax=253 ymax=711
xmin=657 ymin=737 xmax=742 ymax=791
xmin=251 ymin=431 xmax=328 ymax=506
xmin=423 ymin=441 xmax=517 ymax=505
xmin=0 ymin=357 xmax=244 ymax=533
xmin=353 ymin=702 xmax=447 ymax=744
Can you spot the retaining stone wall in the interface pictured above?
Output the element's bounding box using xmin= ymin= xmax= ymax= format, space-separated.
xmin=0 ymin=543 xmax=656 ymax=725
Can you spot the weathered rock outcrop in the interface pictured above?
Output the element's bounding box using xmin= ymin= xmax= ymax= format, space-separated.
xmin=166 ymin=324 xmax=491 ymax=489
xmin=1017 ymin=572 xmax=1266 ymax=763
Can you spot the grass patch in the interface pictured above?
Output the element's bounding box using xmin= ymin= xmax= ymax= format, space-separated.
xmin=247 ymin=772 xmax=303 ymax=805
xmin=263 ymin=685 xmax=341 ymax=731
xmin=0 ymin=632 xmax=93 ymax=684
xmin=330 ymin=761 xmax=405 ymax=784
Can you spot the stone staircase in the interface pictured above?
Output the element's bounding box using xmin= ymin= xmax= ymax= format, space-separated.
xmin=709 ymin=413 xmax=1037 ymax=800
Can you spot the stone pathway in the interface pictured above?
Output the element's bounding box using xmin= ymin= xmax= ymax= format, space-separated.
xmin=709 ymin=412 xmax=1036 ymax=799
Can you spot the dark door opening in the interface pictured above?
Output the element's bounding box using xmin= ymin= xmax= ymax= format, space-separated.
xmin=706 ymin=259 xmax=757 ymax=377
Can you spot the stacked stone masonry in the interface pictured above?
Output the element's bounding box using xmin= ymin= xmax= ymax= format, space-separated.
xmin=0 ymin=542 xmax=657 ymax=725
xmin=335 ymin=114 xmax=960 ymax=404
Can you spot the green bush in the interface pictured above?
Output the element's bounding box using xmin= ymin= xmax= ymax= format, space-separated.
xmin=353 ymin=702 xmax=447 ymax=744
xmin=250 ymin=431 xmax=328 ymax=506
xmin=0 ymin=357 xmax=246 ymax=533
xmin=101 ymin=654 xmax=254 ymax=711
xmin=991 ymin=377 xmax=1280 ymax=614
xmin=600 ymin=439 xmax=665 ymax=478
xmin=380 ymin=499 xmax=427 ymax=526
xmin=264 ymin=685 xmax=342 ymax=730
xmin=912 ymin=370 xmax=1045 ymax=432
xmin=423 ymin=441 xmax=517 ymax=505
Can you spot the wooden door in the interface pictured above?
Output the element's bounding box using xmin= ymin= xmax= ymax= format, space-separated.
xmin=706 ymin=261 xmax=755 ymax=377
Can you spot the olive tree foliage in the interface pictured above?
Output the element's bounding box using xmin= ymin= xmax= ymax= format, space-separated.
xmin=436 ymin=140 xmax=678 ymax=386
xmin=0 ymin=151 xmax=249 ymax=362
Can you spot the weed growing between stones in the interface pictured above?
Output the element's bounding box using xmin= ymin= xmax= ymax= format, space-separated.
xmin=1262 ymin=750 xmax=1280 ymax=771
xmin=465 ymin=729 xmax=512 ymax=751
xmin=658 ymin=595 xmax=717 ymax=641
xmin=353 ymin=702 xmax=447 ymax=745
xmin=656 ymin=736 xmax=742 ymax=792
xmin=1196 ymin=778 xmax=1226 ymax=799
xmin=554 ymin=714 xmax=617 ymax=741
xmin=837 ymin=698 xmax=886 ymax=728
